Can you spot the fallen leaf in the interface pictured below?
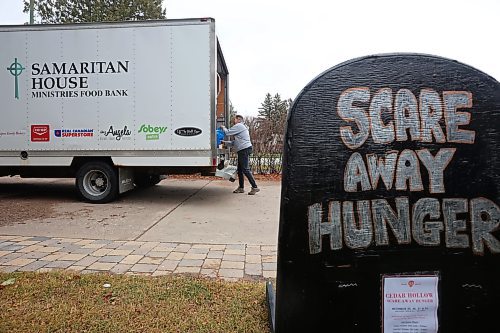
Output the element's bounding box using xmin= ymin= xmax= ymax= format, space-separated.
xmin=1 ymin=278 xmax=16 ymax=286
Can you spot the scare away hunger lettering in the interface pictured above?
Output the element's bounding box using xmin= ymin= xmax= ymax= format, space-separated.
xmin=308 ymin=88 xmax=500 ymax=256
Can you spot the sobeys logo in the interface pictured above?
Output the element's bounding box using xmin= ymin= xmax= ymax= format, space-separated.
xmin=7 ymin=58 xmax=25 ymax=99
xmin=138 ymin=124 xmax=167 ymax=140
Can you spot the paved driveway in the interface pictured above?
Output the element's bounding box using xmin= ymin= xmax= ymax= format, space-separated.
xmin=0 ymin=177 xmax=280 ymax=244
xmin=0 ymin=176 xmax=280 ymax=279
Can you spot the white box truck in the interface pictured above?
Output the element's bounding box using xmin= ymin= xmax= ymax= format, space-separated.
xmin=0 ymin=18 xmax=231 ymax=203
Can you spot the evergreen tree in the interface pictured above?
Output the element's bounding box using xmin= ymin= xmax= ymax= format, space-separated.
xmin=23 ymin=0 xmax=166 ymax=24
xmin=271 ymin=93 xmax=288 ymax=123
xmin=257 ymin=92 xmax=292 ymax=136
xmin=258 ymin=93 xmax=273 ymax=119
xmin=229 ymin=101 xmax=237 ymax=124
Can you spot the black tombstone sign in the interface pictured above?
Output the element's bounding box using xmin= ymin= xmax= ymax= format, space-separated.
xmin=273 ymin=54 xmax=500 ymax=333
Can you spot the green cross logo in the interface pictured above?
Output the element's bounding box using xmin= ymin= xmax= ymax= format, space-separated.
xmin=7 ymin=58 xmax=25 ymax=99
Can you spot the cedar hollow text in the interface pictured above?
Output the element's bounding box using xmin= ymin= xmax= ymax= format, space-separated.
xmin=31 ymin=60 xmax=129 ymax=90
xmin=307 ymin=87 xmax=500 ymax=256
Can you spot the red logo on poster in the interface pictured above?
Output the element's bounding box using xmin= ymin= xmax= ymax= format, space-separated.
xmin=31 ymin=125 xmax=50 ymax=142
xmin=408 ymin=280 xmax=415 ymax=288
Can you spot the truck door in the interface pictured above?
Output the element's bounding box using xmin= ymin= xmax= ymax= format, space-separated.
xmin=216 ymin=40 xmax=229 ymax=128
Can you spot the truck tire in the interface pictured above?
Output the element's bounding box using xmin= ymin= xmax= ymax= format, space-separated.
xmin=134 ymin=174 xmax=162 ymax=187
xmin=76 ymin=161 xmax=118 ymax=203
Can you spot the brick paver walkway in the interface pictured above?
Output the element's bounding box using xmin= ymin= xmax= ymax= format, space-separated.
xmin=0 ymin=235 xmax=277 ymax=280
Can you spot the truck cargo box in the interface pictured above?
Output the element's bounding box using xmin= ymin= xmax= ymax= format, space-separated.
xmin=0 ymin=18 xmax=230 ymax=202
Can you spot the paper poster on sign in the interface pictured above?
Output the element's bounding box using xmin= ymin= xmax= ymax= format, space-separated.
xmin=382 ymin=274 xmax=439 ymax=333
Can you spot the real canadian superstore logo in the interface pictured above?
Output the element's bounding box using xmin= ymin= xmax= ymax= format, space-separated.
xmin=54 ymin=129 xmax=94 ymax=138
xmin=31 ymin=125 xmax=50 ymax=142
xmin=6 ymin=58 xmax=25 ymax=99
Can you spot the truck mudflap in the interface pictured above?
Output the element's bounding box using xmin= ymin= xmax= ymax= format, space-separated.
xmin=118 ymin=167 xmax=135 ymax=193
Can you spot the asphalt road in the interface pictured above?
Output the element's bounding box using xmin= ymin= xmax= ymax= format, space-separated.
xmin=0 ymin=176 xmax=280 ymax=246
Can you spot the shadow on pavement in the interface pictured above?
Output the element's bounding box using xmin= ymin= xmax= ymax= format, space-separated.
xmin=0 ymin=178 xmax=231 ymax=205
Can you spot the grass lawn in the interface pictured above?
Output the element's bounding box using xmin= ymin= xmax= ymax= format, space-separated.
xmin=0 ymin=272 xmax=271 ymax=333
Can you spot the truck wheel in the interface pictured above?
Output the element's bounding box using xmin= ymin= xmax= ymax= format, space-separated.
xmin=135 ymin=174 xmax=162 ymax=187
xmin=76 ymin=161 xmax=118 ymax=203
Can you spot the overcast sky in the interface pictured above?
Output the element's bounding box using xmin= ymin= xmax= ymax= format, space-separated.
xmin=1 ymin=0 xmax=499 ymax=117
